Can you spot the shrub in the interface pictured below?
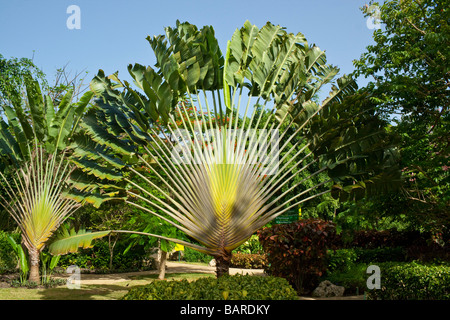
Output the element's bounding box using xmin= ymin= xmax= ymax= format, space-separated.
xmin=346 ymin=229 xmax=430 ymax=249
xmin=327 ymin=247 xmax=407 ymax=273
xmin=233 ymin=235 xmax=265 ymax=254
xmin=356 ymin=247 xmax=407 ymax=263
xmin=326 ymin=249 xmax=359 ymax=273
xmin=0 ymin=231 xmax=19 ymax=273
xmin=122 ymin=274 xmax=298 ymax=300
xmin=258 ymin=218 xmax=337 ymax=294
xmin=322 ymin=263 xmax=368 ymax=295
xmin=230 ymin=253 xmax=268 ymax=269
xmin=366 ymin=261 xmax=450 ymax=300
xmin=58 ymin=240 xmax=153 ymax=272
xmin=183 ymin=246 xmax=212 ymax=264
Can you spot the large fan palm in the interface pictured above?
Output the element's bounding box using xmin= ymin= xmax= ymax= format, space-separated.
xmin=51 ymin=21 xmax=400 ymax=276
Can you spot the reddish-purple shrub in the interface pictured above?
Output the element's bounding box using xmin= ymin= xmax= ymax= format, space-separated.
xmin=257 ymin=218 xmax=337 ymax=294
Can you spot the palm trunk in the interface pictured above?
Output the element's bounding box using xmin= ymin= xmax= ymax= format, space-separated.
xmin=158 ymin=250 xmax=167 ymax=280
xmin=215 ymin=250 xmax=232 ymax=278
xmin=28 ymin=247 xmax=40 ymax=284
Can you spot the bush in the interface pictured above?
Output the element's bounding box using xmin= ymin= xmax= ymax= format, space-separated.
xmin=366 ymin=261 xmax=450 ymax=300
xmin=0 ymin=231 xmax=19 ymax=273
xmin=326 ymin=249 xmax=359 ymax=273
xmin=345 ymin=229 xmax=431 ymax=249
xmin=58 ymin=240 xmax=153 ymax=272
xmin=233 ymin=235 xmax=264 ymax=254
xmin=230 ymin=253 xmax=268 ymax=269
xmin=183 ymin=246 xmax=212 ymax=264
xmin=322 ymin=263 xmax=368 ymax=295
xmin=327 ymin=247 xmax=407 ymax=273
xmin=122 ymin=274 xmax=298 ymax=300
xmin=258 ymin=218 xmax=337 ymax=294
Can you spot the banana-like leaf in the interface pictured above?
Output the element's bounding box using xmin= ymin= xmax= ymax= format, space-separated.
xmin=48 ymin=225 xmax=111 ymax=255
xmin=6 ymin=235 xmax=29 ymax=274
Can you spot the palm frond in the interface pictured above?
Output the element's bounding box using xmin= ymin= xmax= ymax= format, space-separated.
xmin=48 ymin=225 xmax=110 ymax=255
xmin=74 ymin=21 xmax=401 ymax=259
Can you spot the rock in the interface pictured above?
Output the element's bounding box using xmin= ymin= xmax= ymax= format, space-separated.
xmin=208 ymin=259 xmax=216 ymax=267
xmin=312 ymin=280 xmax=345 ymax=298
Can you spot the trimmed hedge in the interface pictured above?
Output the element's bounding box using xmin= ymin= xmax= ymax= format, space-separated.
xmin=230 ymin=253 xmax=268 ymax=269
xmin=122 ymin=274 xmax=298 ymax=300
xmin=327 ymin=247 xmax=407 ymax=273
xmin=366 ymin=262 xmax=450 ymax=300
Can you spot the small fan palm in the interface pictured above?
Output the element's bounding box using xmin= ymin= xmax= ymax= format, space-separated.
xmin=0 ymin=145 xmax=80 ymax=282
xmin=0 ymin=78 xmax=92 ymax=282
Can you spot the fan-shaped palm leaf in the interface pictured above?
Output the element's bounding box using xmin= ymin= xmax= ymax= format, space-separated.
xmin=0 ymin=78 xmax=93 ymax=282
xmin=69 ymin=21 xmax=400 ymax=276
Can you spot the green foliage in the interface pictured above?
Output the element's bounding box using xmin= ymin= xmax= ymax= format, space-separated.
xmin=122 ymin=274 xmax=298 ymax=300
xmin=230 ymin=253 xmax=268 ymax=269
xmin=40 ymin=251 xmax=61 ymax=285
xmin=366 ymin=261 xmax=450 ymax=300
xmin=183 ymin=246 xmax=211 ymax=264
xmin=327 ymin=247 xmax=407 ymax=273
xmin=58 ymin=239 xmax=153 ymax=271
xmin=0 ymin=231 xmax=19 ymax=273
xmin=0 ymin=53 xmax=48 ymax=108
xmin=48 ymin=224 xmax=110 ymax=256
xmin=4 ymin=232 xmax=29 ymax=283
xmin=322 ymin=263 xmax=368 ymax=294
xmin=326 ymin=249 xmax=359 ymax=273
xmin=258 ymin=218 xmax=337 ymax=294
xmin=352 ymin=0 xmax=449 ymax=231
xmin=71 ymin=20 xmax=400 ymax=266
xmin=232 ymin=234 xmax=264 ymax=254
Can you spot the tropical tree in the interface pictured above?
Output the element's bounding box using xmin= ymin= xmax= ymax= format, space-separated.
xmin=49 ymin=21 xmax=400 ymax=277
xmin=353 ymin=0 xmax=449 ymax=232
xmin=0 ymin=76 xmax=93 ymax=283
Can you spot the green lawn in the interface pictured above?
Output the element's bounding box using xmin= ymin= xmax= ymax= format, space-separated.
xmin=0 ymin=272 xmax=214 ymax=300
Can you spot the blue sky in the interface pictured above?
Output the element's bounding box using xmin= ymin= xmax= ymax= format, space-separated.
xmin=0 ymin=0 xmax=378 ymax=96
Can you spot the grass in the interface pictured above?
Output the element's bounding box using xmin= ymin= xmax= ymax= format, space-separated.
xmin=0 ymin=272 xmax=214 ymax=300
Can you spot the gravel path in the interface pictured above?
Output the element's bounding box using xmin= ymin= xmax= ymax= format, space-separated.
xmin=54 ymin=261 xmax=363 ymax=300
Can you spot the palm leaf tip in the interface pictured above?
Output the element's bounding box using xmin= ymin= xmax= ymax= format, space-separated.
xmin=48 ymin=226 xmax=111 ymax=255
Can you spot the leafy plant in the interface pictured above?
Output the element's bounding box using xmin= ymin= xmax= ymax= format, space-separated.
xmin=230 ymin=253 xmax=268 ymax=269
xmin=353 ymin=0 xmax=449 ymax=232
xmin=40 ymin=250 xmax=60 ymax=285
xmin=183 ymin=245 xmax=211 ymax=264
xmin=258 ymin=218 xmax=337 ymax=294
xmin=233 ymin=234 xmax=264 ymax=254
xmin=5 ymin=233 xmax=29 ymax=284
xmin=0 ymin=231 xmax=19 ymax=272
xmin=321 ymin=263 xmax=368 ymax=295
xmin=122 ymin=274 xmax=298 ymax=300
xmin=366 ymin=261 xmax=450 ymax=300
xmin=0 ymin=77 xmax=93 ymax=282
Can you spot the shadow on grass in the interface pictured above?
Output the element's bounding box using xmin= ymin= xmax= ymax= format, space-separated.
xmin=37 ymin=284 xmax=130 ymax=300
xmin=130 ymin=273 xmax=214 ymax=281
xmin=37 ymin=273 xmax=214 ymax=300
